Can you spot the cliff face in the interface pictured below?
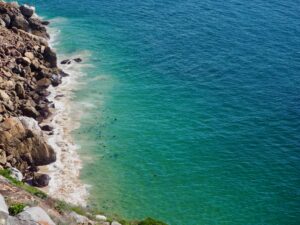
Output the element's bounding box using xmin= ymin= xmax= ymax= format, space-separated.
xmin=0 ymin=1 xmax=64 ymax=183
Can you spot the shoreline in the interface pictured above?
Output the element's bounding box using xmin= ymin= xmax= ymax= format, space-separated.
xmin=44 ymin=48 xmax=90 ymax=206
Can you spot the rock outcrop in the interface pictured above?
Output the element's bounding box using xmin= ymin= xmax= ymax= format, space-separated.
xmin=0 ymin=117 xmax=56 ymax=173
xmin=0 ymin=1 xmax=60 ymax=181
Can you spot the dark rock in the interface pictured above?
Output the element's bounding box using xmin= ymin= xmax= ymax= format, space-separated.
xmin=55 ymin=94 xmax=64 ymax=99
xmin=22 ymin=106 xmax=40 ymax=118
xmin=60 ymin=70 xmax=70 ymax=77
xmin=32 ymin=173 xmax=50 ymax=187
xmin=15 ymin=83 xmax=25 ymax=98
xmin=11 ymin=15 xmax=29 ymax=31
xmin=27 ymin=17 xmax=49 ymax=38
xmin=19 ymin=5 xmax=34 ymax=18
xmin=73 ymin=58 xmax=82 ymax=63
xmin=43 ymin=47 xmax=57 ymax=67
xmin=41 ymin=125 xmax=53 ymax=131
xmin=61 ymin=59 xmax=71 ymax=65
xmin=50 ymin=74 xmax=62 ymax=87
xmin=16 ymin=57 xmax=31 ymax=66
xmin=41 ymin=20 xmax=50 ymax=25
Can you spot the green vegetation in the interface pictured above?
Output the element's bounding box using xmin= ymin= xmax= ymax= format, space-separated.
xmin=8 ymin=203 xmax=26 ymax=216
xmin=54 ymin=200 xmax=87 ymax=217
xmin=138 ymin=217 xmax=168 ymax=225
xmin=0 ymin=169 xmax=47 ymax=199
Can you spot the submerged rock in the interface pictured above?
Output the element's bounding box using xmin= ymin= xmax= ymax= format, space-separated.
xmin=41 ymin=125 xmax=53 ymax=132
xmin=73 ymin=58 xmax=82 ymax=63
xmin=60 ymin=59 xmax=71 ymax=65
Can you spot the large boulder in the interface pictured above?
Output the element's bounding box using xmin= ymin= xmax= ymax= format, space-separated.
xmin=17 ymin=207 xmax=55 ymax=225
xmin=11 ymin=15 xmax=29 ymax=31
xmin=18 ymin=116 xmax=43 ymax=136
xmin=0 ymin=117 xmax=56 ymax=172
xmin=19 ymin=5 xmax=34 ymax=18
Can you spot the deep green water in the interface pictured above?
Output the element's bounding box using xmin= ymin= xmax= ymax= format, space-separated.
xmin=13 ymin=0 xmax=300 ymax=224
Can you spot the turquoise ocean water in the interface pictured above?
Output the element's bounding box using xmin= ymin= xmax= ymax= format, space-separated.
xmin=13 ymin=0 xmax=300 ymax=224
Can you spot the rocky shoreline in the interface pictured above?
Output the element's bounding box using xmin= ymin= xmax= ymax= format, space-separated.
xmin=0 ymin=2 xmax=168 ymax=224
xmin=0 ymin=1 xmax=71 ymax=190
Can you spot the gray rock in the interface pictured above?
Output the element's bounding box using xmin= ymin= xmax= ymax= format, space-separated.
xmin=20 ymin=5 xmax=34 ymax=18
xmin=69 ymin=211 xmax=91 ymax=224
xmin=18 ymin=116 xmax=43 ymax=136
xmin=17 ymin=207 xmax=55 ymax=225
xmin=95 ymin=214 xmax=107 ymax=221
xmin=6 ymin=216 xmax=22 ymax=225
xmin=111 ymin=221 xmax=122 ymax=225
xmin=0 ymin=194 xmax=8 ymax=215
xmin=101 ymin=222 xmax=110 ymax=225
xmin=8 ymin=167 xmax=23 ymax=181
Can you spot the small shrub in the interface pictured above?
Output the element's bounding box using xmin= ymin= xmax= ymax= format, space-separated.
xmin=8 ymin=203 xmax=26 ymax=216
xmin=138 ymin=217 xmax=167 ymax=225
xmin=54 ymin=200 xmax=88 ymax=217
xmin=54 ymin=200 xmax=69 ymax=214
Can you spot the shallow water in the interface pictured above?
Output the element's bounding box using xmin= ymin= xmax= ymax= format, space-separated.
xmin=13 ymin=0 xmax=300 ymax=224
